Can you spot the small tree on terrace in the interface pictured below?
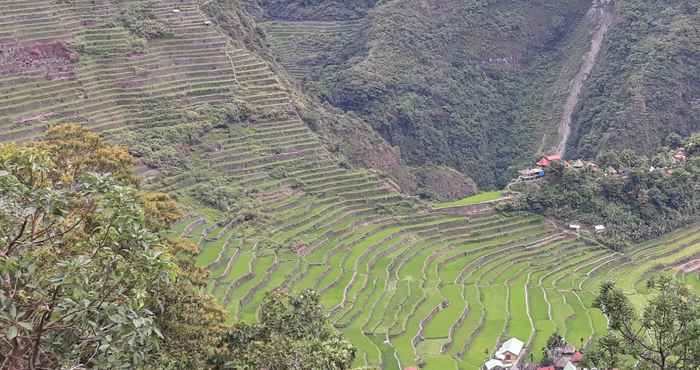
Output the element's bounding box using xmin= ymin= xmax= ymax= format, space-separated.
xmin=225 ymin=289 xmax=355 ymax=370
xmin=541 ymin=332 xmax=566 ymax=365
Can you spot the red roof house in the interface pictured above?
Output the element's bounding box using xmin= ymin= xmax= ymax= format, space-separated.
xmin=537 ymin=155 xmax=562 ymax=167
xmin=571 ymin=351 xmax=583 ymax=363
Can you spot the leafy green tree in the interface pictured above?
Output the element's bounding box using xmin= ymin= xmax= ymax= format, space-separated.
xmin=581 ymin=333 xmax=624 ymax=369
xmin=541 ymin=332 xmax=566 ymax=365
xmin=686 ymin=133 xmax=700 ymax=156
xmin=545 ymin=332 xmax=566 ymax=351
xmin=225 ymin=289 xmax=355 ymax=370
xmin=0 ymin=125 xmax=226 ymax=370
xmin=587 ymin=277 xmax=700 ymax=370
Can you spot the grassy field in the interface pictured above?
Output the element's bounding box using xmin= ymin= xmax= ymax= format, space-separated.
xmin=433 ymin=191 xmax=505 ymax=209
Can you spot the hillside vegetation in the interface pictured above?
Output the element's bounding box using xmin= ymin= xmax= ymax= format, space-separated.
xmin=2 ymin=1 xmax=700 ymax=369
xmin=256 ymin=0 xmax=700 ymax=186
xmin=513 ymin=134 xmax=700 ymax=248
xmin=255 ymin=0 xmax=596 ymax=187
xmin=568 ymin=0 xmax=700 ymax=158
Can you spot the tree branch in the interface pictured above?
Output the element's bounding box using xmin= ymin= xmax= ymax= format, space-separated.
xmin=29 ymin=286 xmax=60 ymax=370
xmin=3 ymin=216 xmax=29 ymax=257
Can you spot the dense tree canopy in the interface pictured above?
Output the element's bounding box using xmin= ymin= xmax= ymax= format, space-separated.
xmin=0 ymin=124 xmax=357 ymax=370
xmin=512 ymin=134 xmax=700 ymax=248
xmin=225 ymin=289 xmax=355 ymax=370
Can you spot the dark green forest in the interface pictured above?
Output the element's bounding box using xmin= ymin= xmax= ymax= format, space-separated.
xmin=568 ymin=0 xmax=700 ymax=158
xmin=254 ymin=0 xmax=700 ymax=188
xmin=512 ymin=133 xmax=700 ymax=248
xmin=305 ymin=0 xmax=593 ymax=187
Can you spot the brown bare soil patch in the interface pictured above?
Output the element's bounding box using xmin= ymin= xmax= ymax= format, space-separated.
xmin=0 ymin=41 xmax=78 ymax=80
xmin=675 ymin=258 xmax=700 ymax=273
xmin=293 ymin=243 xmax=312 ymax=256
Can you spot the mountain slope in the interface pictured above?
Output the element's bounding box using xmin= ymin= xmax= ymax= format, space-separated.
xmin=567 ymin=0 xmax=700 ymax=158
xmin=3 ymin=2 xmax=700 ymax=370
xmin=253 ymin=0 xmax=595 ymax=187
xmin=254 ymin=0 xmax=700 ymax=185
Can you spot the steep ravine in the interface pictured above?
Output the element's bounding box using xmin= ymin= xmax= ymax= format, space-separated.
xmin=553 ymin=0 xmax=614 ymax=156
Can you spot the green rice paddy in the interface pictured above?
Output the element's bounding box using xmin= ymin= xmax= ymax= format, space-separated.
xmin=180 ymin=207 xmax=700 ymax=369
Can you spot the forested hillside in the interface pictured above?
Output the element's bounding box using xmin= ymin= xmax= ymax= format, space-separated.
xmin=252 ymin=0 xmax=596 ymax=187
xmin=254 ymin=0 xmax=700 ymax=187
xmin=568 ymin=0 xmax=700 ymax=158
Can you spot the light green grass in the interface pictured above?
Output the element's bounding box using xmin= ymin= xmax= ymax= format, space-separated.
xmin=433 ymin=191 xmax=504 ymax=209
xmin=461 ymin=285 xmax=508 ymax=368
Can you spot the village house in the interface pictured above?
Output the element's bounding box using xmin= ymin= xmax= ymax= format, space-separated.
xmin=519 ymin=168 xmax=545 ymax=181
xmin=673 ymin=148 xmax=687 ymax=163
xmin=521 ymin=338 xmax=586 ymax=370
xmin=571 ymin=159 xmax=585 ymax=169
xmin=483 ymin=337 xmax=525 ymax=369
xmin=537 ymin=154 xmax=562 ymax=168
xmin=484 ymin=359 xmax=506 ymax=370
xmin=550 ymin=343 xmax=583 ymax=370
xmin=496 ymin=337 xmax=525 ymax=365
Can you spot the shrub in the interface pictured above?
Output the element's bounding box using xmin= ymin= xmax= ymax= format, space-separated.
xmin=119 ymin=2 xmax=173 ymax=40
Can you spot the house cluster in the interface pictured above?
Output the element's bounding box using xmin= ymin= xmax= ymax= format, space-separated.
xmin=518 ymin=155 xmax=602 ymax=181
xmin=519 ymin=148 xmax=691 ymax=183
xmin=483 ymin=337 xmax=525 ymax=370
xmin=517 ymin=155 xmax=560 ymax=181
xmin=530 ymin=343 xmax=584 ymax=370
xmin=483 ymin=337 xmax=605 ymax=370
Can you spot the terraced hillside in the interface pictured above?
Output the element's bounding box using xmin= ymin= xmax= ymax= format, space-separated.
xmin=260 ymin=19 xmax=368 ymax=81
xmin=177 ymin=194 xmax=700 ymax=370
xmin=3 ymin=1 xmax=700 ymax=370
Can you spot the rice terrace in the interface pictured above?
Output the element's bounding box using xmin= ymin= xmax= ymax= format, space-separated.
xmin=175 ymin=193 xmax=700 ymax=369
xmin=1 ymin=0 xmax=699 ymax=369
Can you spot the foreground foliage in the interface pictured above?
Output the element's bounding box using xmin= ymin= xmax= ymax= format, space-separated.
xmin=0 ymin=125 xmax=226 ymax=369
xmin=0 ymin=125 xmax=357 ymax=370
xmin=225 ymin=289 xmax=355 ymax=370
xmin=585 ymin=276 xmax=700 ymax=370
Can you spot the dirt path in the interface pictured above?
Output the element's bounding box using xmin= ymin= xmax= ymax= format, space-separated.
xmin=553 ymin=0 xmax=614 ymax=156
